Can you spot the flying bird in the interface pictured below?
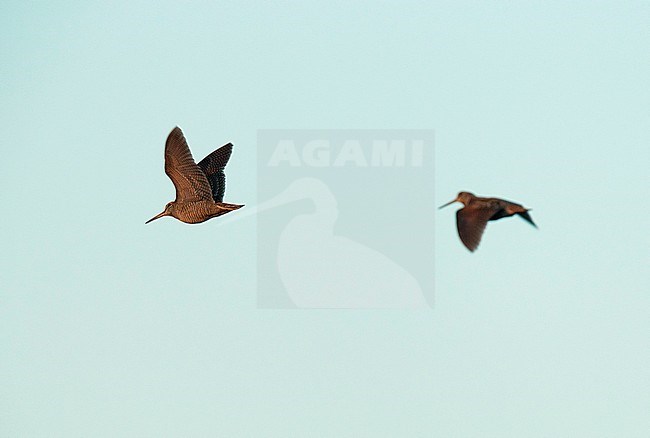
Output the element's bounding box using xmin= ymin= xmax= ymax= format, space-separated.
xmin=146 ymin=127 xmax=244 ymax=224
xmin=439 ymin=192 xmax=536 ymax=252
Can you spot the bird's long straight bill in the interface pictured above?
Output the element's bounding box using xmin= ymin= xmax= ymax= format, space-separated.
xmin=145 ymin=211 xmax=167 ymax=224
xmin=438 ymin=199 xmax=456 ymax=209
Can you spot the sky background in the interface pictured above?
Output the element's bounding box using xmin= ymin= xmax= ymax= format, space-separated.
xmin=1 ymin=1 xmax=649 ymax=436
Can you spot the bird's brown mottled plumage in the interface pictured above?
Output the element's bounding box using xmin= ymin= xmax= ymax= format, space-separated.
xmin=146 ymin=127 xmax=243 ymax=224
xmin=164 ymin=127 xmax=213 ymax=203
xmin=440 ymin=191 xmax=536 ymax=252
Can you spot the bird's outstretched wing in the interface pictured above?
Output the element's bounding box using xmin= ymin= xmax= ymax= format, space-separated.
xmin=164 ymin=127 xmax=213 ymax=203
xmin=456 ymin=204 xmax=500 ymax=252
xmin=197 ymin=143 xmax=233 ymax=202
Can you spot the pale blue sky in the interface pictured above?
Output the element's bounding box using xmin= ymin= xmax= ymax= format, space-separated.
xmin=1 ymin=1 xmax=649 ymax=436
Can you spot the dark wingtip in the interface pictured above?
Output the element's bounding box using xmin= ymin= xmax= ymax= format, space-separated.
xmin=518 ymin=211 xmax=537 ymax=228
xmin=218 ymin=143 xmax=234 ymax=154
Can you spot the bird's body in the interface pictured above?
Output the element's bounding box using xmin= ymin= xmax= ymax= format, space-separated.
xmin=146 ymin=127 xmax=243 ymax=224
xmin=439 ymin=191 xmax=536 ymax=252
xmin=162 ymin=200 xmax=243 ymax=224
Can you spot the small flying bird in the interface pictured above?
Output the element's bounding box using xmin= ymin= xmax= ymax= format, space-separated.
xmin=146 ymin=127 xmax=244 ymax=224
xmin=439 ymin=192 xmax=536 ymax=252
